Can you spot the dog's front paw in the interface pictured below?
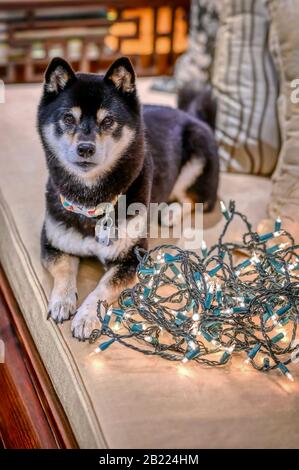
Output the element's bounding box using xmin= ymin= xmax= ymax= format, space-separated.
xmin=71 ymin=296 xmax=100 ymax=340
xmin=48 ymin=290 xmax=77 ymax=324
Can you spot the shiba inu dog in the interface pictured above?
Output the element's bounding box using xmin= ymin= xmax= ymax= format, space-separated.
xmin=38 ymin=56 xmax=219 ymax=340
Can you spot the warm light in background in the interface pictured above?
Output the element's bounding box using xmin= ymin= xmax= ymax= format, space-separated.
xmin=106 ymin=7 xmax=187 ymax=56
xmin=0 ymin=3 xmax=189 ymax=83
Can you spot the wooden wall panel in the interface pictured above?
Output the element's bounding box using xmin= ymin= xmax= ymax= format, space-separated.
xmin=0 ymin=267 xmax=78 ymax=449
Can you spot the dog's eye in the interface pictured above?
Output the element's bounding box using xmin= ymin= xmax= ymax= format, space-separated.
xmin=63 ymin=113 xmax=76 ymax=126
xmin=101 ymin=116 xmax=114 ymax=129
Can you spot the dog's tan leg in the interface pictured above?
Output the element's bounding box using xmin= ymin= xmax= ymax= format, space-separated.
xmin=71 ymin=255 xmax=137 ymax=340
xmin=46 ymin=254 xmax=79 ymax=323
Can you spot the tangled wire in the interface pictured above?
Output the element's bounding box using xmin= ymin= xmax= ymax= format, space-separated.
xmin=90 ymin=201 xmax=299 ymax=381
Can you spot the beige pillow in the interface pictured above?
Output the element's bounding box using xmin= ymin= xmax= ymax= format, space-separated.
xmin=266 ymin=0 xmax=299 ymax=220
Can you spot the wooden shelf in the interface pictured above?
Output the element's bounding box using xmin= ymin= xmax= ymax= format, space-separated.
xmin=0 ymin=1 xmax=190 ymax=82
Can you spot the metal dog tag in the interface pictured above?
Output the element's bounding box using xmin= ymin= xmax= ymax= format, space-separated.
xmin=95 ymin=216 xmax=114 ymax=246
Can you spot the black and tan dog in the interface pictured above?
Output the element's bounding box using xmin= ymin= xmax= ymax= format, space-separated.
xmin=38 ymin=56 xmax=219 ymax=339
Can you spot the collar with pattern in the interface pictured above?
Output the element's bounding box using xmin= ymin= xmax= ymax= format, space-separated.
xmin=60 ymin=194 xmax=120 ymax=218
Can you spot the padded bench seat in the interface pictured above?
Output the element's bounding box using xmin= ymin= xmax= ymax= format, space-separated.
xmin=1 ymin=80 xmax=299 ymax=448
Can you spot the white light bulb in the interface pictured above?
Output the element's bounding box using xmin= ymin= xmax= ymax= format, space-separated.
xmin=286 ymin=372 xmax=294 ymax=382
xmin=223 ymin=344 xmax=235 ymax=354
xmin=208 ymin=282 xmax=214 ymax=293
xmin=251 ymin=252 xmax=260 ymax=265
xmin=279 ymin=242 xmax=288 ymax=249
xmin=280 ymin=330 xmax=289 ymax=343
xmin=274 ymin=230 xmax=283 ymax=237
xmin=223 ymin=308 xmax=233 ymax=315
xmin=144 ymin=335 xmax=153 ymax=343
xmin=107 ymin=307 xmax=113 ymax=317
xmin=220 ymin=200 xmax=226 ymax=213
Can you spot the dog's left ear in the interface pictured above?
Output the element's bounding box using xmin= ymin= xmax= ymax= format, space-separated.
xmin=104 ymin=57 xmax=136 ymax=94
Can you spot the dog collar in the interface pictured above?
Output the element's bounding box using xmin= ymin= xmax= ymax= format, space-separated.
xmin=60 ymin=194 xmax=120 ymax=218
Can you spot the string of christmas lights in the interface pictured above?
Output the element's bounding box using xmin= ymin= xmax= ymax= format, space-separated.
xmin=90 ymin=201 xmax=299 ymax=381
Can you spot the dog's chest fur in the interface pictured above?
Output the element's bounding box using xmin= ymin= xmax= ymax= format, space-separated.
xmin=45 ymin=213 xmax=131 ymax=263
xmin=44 ymin=179 xmax=144 ymax=263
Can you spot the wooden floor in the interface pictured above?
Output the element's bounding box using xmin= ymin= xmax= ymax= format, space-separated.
xmin=0 ymin=267 xmax=78 ymax=449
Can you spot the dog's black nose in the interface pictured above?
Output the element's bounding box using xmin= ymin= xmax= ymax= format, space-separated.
xmin=77 ymin=142 xmax=96 ymax=158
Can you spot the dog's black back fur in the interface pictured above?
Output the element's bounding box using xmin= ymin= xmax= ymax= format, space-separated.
xmin=177 ymin=86 xmax=217 ymax=131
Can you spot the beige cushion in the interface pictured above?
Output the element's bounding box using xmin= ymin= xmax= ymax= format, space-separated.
xmin=266 ymin=0 xmax=299 ymax=220
xmin=1 ymin=81 xmax=299 ymax=449
xmin=212 ymin=0 xmax=280 ymax=175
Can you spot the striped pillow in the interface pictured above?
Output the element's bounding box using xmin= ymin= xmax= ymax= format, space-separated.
xmin=212 ymin=0 xmax=280 ymax=175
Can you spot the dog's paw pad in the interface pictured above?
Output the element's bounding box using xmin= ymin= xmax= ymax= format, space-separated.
xmin=71 ymin=301 xmax=100 ymax=340
xmin=48 ymin=292 xmax=77 ymax=323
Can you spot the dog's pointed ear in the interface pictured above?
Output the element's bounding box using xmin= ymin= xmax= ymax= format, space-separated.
xmin=104 ymin=57 xmax=136 ymax=94
xmin=44 ymin=57 xmax=76 ymax=94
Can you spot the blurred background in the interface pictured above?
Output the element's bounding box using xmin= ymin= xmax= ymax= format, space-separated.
xmin=1 ymin=0 xmax=298 ymax=231
xmin=0 ymin=0 xmax=190 ymax=83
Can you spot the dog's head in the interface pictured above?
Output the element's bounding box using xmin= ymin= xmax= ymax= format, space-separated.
xmin=38 ymin=57 xmax=140 ymax=182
